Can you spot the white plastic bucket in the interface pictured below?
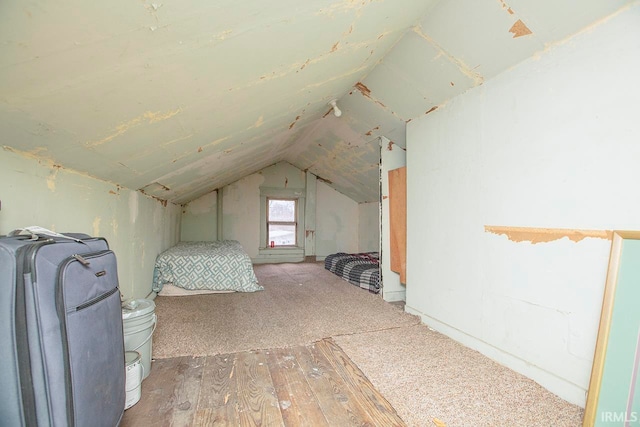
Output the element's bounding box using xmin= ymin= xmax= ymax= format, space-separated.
xmin=122 ymin=299 xmax=156 ymax=380
xmin=124 ymin=351 xmax=142 ymax=409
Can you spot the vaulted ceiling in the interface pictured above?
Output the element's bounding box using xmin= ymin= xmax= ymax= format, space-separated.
xmin=0 ymin=0 xmax=629 ymax=204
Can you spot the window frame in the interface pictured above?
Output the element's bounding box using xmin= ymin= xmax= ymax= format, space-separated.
xmin=258 ymin=187 xmax=305 ymax=255
xmin=266 ymin=197 xmax=298 ymax=247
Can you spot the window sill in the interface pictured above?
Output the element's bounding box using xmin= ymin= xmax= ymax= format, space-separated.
xmin=258 ymin=246 xmax=304 ymax=255
xmin=253 ymin=246 xmax=305 ymax=264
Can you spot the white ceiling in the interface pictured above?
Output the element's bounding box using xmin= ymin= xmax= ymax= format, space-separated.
xmin=0 ymin=0 xmax=631 ymax=204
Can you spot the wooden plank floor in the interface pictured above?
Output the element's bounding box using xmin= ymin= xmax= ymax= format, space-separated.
xmin=121 ymin=338 xmax=405 ymax=427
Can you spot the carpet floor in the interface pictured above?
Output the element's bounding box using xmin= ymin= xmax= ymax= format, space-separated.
xmin=151 ymin=262 xmax=584 ymax=426
xmin=152 ymin=262 xmax=419 ymax=358
xmin=334 ymin=325 xmax=584 ymax=427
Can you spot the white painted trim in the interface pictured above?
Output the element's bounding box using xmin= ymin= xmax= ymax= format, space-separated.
xmin=258 ymin=247 xmax=304 ymax=255
xmin=252 ymin=256 xmax=305 ymax=264
xmin=304 ymin=172 xmax=317 ymax=256
xmin=260 ymin=190 xmax=305 ymax=250
xmin=316 ymin=256 xmax=327 ymax=262
xmin=382 ymin=289 xmax=406 ymax=302
xmin=405 ymin=304 xmax=587 ymax=407
xmin=254 ymin=246 xmax=305 ymax=264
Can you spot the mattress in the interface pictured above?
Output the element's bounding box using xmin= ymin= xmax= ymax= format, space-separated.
xmin=152 ymin=240 xmax=262 ymax=293
xmin=324 ymin=252 xmax=380 ymax=293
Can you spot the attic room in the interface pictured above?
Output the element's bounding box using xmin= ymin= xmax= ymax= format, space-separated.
xmin=1 ymin=0 xmax=639 ymax=426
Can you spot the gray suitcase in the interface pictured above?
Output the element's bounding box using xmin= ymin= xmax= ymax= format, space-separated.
xmin=0 ymin=232 xmax=125 ymax=427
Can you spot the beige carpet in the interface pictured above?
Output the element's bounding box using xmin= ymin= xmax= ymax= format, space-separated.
xmin=152 ymin=262 xmax=583 ymax=426
xmin=152 ymin=262 xmax=419 ymax=357
xmin=334 ymin=325 xmax=584 ymax=427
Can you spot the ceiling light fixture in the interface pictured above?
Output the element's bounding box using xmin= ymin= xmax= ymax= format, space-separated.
xmin=328 ymin=99 xmax=342 ymax=117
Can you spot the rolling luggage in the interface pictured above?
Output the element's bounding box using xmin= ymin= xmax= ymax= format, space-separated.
xmin=0 ymin=229 xmax=125 ymax=427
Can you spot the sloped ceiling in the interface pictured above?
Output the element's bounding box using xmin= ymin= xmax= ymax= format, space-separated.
xmin=0 ymin=0 xmax=630 ymax=204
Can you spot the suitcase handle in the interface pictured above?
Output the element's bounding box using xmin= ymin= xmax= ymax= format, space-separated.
xmin=8 ymin=229 xmax=39 ymax=240
xmin=9 ymin=227 xmax=85 ymax=243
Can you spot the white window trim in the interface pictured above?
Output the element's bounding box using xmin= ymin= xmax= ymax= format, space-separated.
xmin=266 ymin=197 xmax=298 ymax=247
xmin=258 ymin=187 xmax=305 ymax=254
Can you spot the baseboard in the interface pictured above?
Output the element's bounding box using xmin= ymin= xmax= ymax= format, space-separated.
xmin=382 ymin=289 xmax=406 ymax=302
xmin=252 ymin=256 xmax=305 ymax=264
xmin=404 ymin=305 xmax=587 ymax=407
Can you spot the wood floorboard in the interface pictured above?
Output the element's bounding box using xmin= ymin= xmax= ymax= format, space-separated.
xmin=298 ymin=345 xmax=366 ymax=426
xmin=316 ymin=339 xmax=405 ymax=427
xmin=121 ymin=340 xmax=406 ymax=427
xmin=235 ymin=350 xmax=285 ymax=427
xmin=195 ymin=354 xmax=240 ymax=426
xmin=266 ymin=347 xmax=329 ymax=427
xmin=303 ymin=343 xmax=378 ymax=426
xmin=121 ymin=355 xmax=205 ymax=427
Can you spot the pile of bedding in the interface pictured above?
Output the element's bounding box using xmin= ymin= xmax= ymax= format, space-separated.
xmin=324 ymin=252 xmax=380 ymax=293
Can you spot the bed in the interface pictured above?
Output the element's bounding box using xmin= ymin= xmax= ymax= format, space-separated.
xmin=324 ymin=252 xmax=380 ymax=293
xmin=152 ymin=240 xmax=263 ymax=293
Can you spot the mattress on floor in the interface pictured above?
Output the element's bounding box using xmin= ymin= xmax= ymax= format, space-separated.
xmin=324 ymin=252 xmax=380 ymax=293
xmin=152 ymin=240 xmax=263 ymax=293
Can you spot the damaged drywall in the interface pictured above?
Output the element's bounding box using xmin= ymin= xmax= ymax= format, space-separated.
xmin=0 ymin=0 xmax=624 ymax=210
xmin=0 ymin=0 xmax=437 ymax=207
xmin=405 ymin=6 xmax=640 ymax=407
xmin=0 ymin=148 xmax=181 ymax=299
xmin=86 ymin=108 xmax=182 ymax=148
xmin=509 ymin=19 xmax=533 ymax=38
xmin=484 ymin=225 xmax=612 ymax=244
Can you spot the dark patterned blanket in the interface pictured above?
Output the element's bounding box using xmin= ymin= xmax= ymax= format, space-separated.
xmin=324 ymin=252 xmax=380 ymax=293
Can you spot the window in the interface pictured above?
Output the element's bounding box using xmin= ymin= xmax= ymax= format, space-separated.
xmin=267 ymin=198 xmax=297 ymax=247
xmin=259 ymin=188 xmax=305 ymax=257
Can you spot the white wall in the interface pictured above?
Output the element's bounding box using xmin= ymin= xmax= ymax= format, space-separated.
xmin=181 ymin=190 xmax=217 ymax=241
xmin=380 ymin=137 xmax=407 ymax=302
xmin=0 ymin=149 xmax=181 ymax=299
xmin=405 ymin=6 xmax=640 ymax=407
xmin=358 ymin=202 xmax=380 ymax=252
xmin=315 ymin=181 xmax=359 ymax=257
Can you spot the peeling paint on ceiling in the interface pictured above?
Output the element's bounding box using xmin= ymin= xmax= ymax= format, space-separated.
xmin=0 ymin=0 xmax=630 ymax=204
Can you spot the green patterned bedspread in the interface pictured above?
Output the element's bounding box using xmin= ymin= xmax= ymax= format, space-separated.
xmin=152 ymin=240 xmax=262 ymax=292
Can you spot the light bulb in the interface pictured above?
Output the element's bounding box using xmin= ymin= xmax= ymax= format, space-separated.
xmin=328 ymin=99 xmax=342 ymax=117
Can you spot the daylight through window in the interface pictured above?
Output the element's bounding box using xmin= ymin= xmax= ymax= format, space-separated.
xmin=267 ymin=198 xmax=297 ymax=247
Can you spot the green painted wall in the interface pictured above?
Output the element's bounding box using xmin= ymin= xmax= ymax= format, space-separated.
xmin=0 ymin=148 xmax=181 ymax=299
xmin=222 ymin=161 xmax=306 ymax=260
xmin=358 ymin=202 xmax=379 ymax=252
xmin=259 ymin=162 xmax=306 ymax=189
xmin=181 ymin=190 xmax=217 ymax=241
xmin=211 ymin=161 xmax=362 ymax=261
xmin=316 ymin=181 xmax=359 ymax=257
